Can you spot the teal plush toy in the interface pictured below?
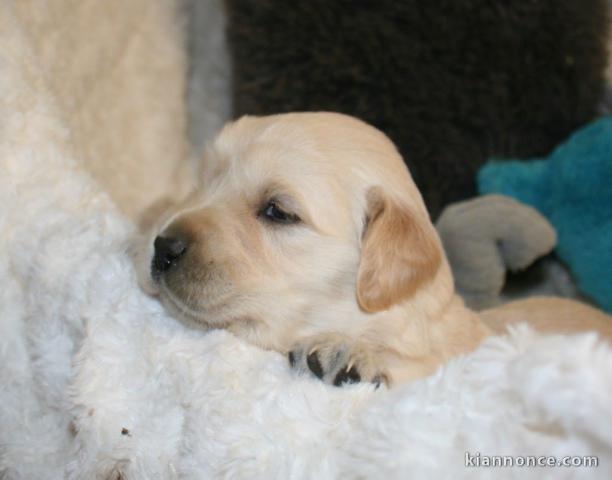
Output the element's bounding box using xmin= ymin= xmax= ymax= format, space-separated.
xmin=479 ymin=116 xmax=612 ymax=312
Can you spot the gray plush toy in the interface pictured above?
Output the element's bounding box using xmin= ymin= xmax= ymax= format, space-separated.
xmin=436 ymin=195 xmax=580 ymax=310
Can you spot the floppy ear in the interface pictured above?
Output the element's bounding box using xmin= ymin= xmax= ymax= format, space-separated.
xmin=357 ymin=187 xmax=442 ymax=312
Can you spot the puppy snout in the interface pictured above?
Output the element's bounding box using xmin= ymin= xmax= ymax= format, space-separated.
xmin=152 ymin=235 xmax=188 ymax=277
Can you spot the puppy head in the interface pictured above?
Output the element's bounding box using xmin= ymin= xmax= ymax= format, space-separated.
xmin=136 ymin=113 xmax=446 ymax=348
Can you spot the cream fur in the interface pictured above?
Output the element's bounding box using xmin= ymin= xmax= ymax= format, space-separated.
xmin=137 ymin=113 xmax=610 ymax=386
xmin=6 ymin=0 xmax=191 ymax=219
xmin=135 ymin=113 xmax=487 ymax=385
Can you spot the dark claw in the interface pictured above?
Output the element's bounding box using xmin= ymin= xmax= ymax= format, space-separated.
xmin=306 ymin=351 xmax=324 ymax=379
xmin=372 ymin=373 xmax=388 ymax=389
xmin=333 ymin=365 xmax=361 ymax=386
xmin=288 ymin=351 xmax=296 ymax=367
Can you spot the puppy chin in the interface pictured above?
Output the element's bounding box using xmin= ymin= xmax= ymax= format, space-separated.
xmin=157 ymin=287 xmax=213 ymax=330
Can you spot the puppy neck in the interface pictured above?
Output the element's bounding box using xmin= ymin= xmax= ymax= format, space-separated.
xmin=363 ymin=261 xmax=491 ymax=383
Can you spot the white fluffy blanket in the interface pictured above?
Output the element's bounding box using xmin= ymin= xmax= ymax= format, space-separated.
xmin=2 ymin=7 xmax=612 ymax=480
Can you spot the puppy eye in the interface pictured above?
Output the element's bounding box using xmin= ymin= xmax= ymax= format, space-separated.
xmin=259 ymin=201 xmax=300 ymax=225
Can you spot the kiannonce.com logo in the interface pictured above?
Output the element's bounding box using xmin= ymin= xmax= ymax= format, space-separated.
xmin=465 ymin=452 xmax=599 ymax=468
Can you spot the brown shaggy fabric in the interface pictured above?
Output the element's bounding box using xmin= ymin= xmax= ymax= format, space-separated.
xmin=225 ymin=0 xmax=609 ymax=218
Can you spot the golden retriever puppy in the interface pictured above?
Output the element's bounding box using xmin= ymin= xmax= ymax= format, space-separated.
xmin=133 ymin=112 xmax=611 ymax=387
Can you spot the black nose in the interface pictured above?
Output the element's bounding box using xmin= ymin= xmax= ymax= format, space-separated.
xmin=152 ymin=236 xmax=188 ymax=276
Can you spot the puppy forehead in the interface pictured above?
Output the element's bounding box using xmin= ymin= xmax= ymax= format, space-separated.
xmin=210 ymin=116 xmax=356 ymax=206
xmin=212 ymin=113 xmax=392 ymax=188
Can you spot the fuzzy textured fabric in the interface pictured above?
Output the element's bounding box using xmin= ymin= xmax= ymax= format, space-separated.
xmin=436 ymin=195 xmax=558 ymax=310
xmin=3 ymin=11 xmax=612 ymax=479
xmin=3 ymin=145 xmax=612 ymax=478
xmin=479 ymin=117 xmax=612 ymax=313
xmin=225 ymin=0 xmax=610 ymax=218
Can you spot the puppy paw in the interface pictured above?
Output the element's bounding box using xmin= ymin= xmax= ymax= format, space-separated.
xmin=288 ymin=334 xmax=389 ymax=387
